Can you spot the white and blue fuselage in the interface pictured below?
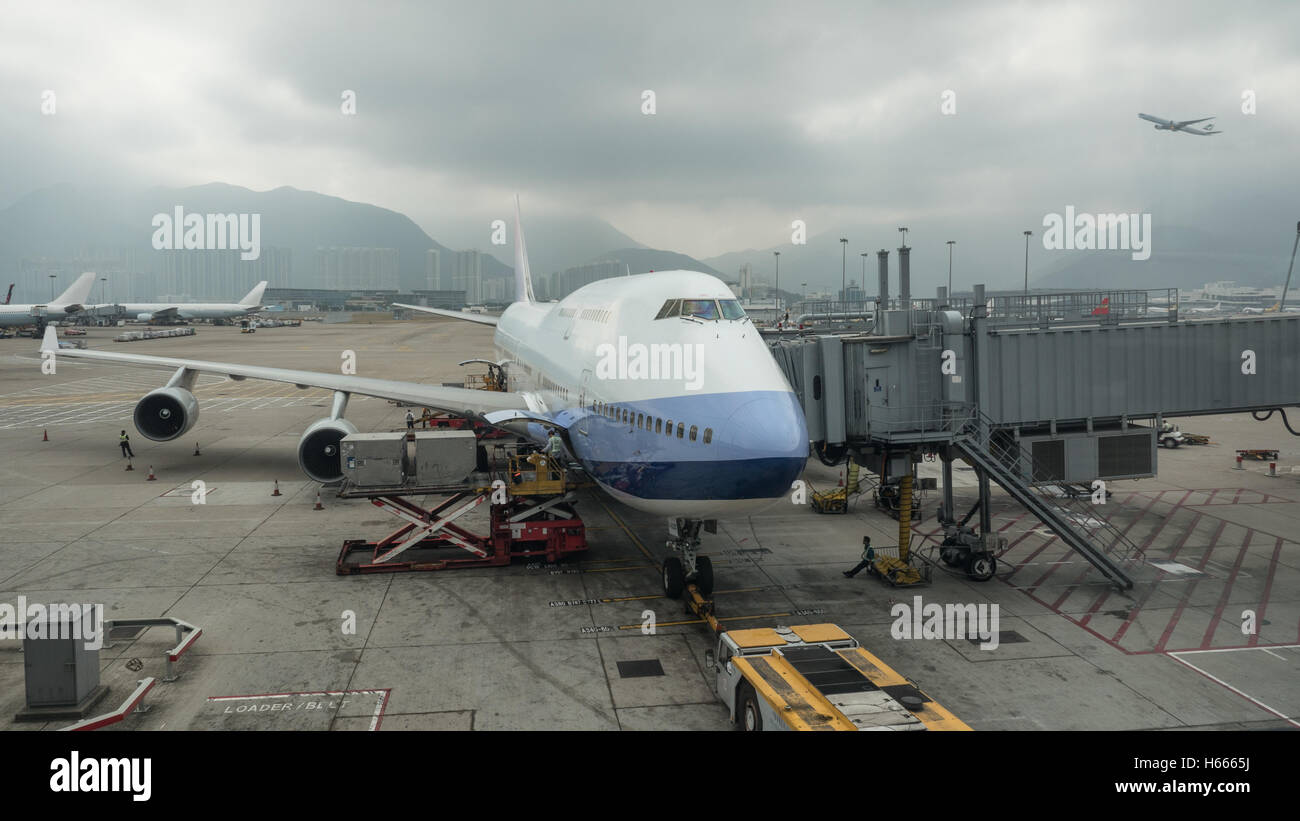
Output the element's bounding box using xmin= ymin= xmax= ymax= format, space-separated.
xmin=491 ymin=270 xmax=808 ymax=518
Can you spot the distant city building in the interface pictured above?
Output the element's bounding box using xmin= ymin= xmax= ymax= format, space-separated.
xmin=314 ymin=246 xmax=399 ymax=291
xmin=738 ymin=264 xmax=753 ymax=299
xmin=450 ymin=249 xmax=483 ymax=304
xmin=549 ymin=259 xmax=624 ymax=300
xmin=425 ymin=249 xmax=441 ymax=291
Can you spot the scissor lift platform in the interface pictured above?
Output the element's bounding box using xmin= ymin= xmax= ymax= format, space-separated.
xmin=336 ymin=453 xmax=587 ymax=574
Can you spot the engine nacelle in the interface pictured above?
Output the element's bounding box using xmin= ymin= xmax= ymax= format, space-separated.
xmin=133 ymin=387 xmax=200 ymax=441
xmin=297 ymin=417 xmax=358 ymax=483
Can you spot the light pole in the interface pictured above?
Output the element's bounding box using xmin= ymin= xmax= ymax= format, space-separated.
xmin=100 ymin=276 xmax=108 ymax=305
xmin=773 ymin=250 xmax=780 ymax=313
xmin=1023 ymin=230 xmax=1032 ymax=293
xmin=839 ymin=238 xmax=848 ymax=306
xmin=801 ymin=282 xmax=807 ymax=303
xmin=860 ymin=252 xmax=868 ymax=305
xmin=946 ymin=240 xmax=955 ymax=300
xmin=1282 ymin=221 xmax=1300 ymax=310
xmin=48 ymin=274 xmax=56 ymax=301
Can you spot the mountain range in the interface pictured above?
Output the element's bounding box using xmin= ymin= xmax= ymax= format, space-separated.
xmin=0 ymin=183 xmax=1292 ymax=298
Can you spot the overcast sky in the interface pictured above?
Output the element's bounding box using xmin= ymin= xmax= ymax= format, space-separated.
xmin=2 ymin=0 xmax=1297 ymax=272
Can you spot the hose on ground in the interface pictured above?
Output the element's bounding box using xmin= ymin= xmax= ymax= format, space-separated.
xmin=1252 ymin=408 xmax=1300 ymax=436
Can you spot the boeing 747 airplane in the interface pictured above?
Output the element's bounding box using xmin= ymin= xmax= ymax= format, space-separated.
xmin=40 ymin=200 xmax=808 ymax=597
xmin=0 ymin=272 xmax=96 ymax=329
xmin=1137 ymin=113 xmax=1221 ymax=136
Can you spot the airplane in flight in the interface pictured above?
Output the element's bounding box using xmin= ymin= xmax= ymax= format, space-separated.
xmin=90 ymin=281 xmax=268 ymax=323
xmin=40 ymin=200 xmax=808 ymax=598
xmin=1137 ymin=113 xmax=1221 ymax=136
xmin=0 ymin=272 xmax=97 ymax=329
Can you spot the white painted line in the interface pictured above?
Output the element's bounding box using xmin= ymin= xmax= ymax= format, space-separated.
xmin=1168 ymin=648 xmax=1300 ymax=729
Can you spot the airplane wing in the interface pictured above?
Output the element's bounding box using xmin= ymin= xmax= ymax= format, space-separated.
xmin=1176 ymin=117 xmax=1213 ymax=127
xmin=39 ymin=326 xmax=533 ymax=418
xmin=1182 ymin=126 xmax=1221 ymax=136
xmin=392 ymin=303 xmax=499 ymax=326
xmin=1137 ymin=113 xmax=1167 ymax=125
xmin=142 ymin=306 xmax=181 ymax=321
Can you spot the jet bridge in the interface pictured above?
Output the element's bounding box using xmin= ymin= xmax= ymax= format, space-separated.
xmin=770 ymin=285 xmax=1300 ymax=590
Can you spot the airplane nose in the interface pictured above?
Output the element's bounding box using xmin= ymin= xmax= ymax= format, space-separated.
xmin=720 ymin=392 xmax=808 ymax=499
xmin=722 ymin=391 xmax=809 ymax=459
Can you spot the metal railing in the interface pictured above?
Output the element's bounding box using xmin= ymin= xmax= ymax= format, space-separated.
xmin=958 ymin=409 xmax=1141 ymax=587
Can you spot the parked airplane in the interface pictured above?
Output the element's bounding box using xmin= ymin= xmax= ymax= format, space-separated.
xmin=1188 ymin=302 xmax=1222 ymax=314
xmin=3 ymin=284 xmax=12 ymax=305
xmin=93 ymin=281 xmax=268 ymax=323
xmin=0 ymin=272 xmax=96 ymax=329
xmin=41 ymin=200 xmax=807 ymax=597
xmin=1137 ymin=113 xmax=1221 ymax=136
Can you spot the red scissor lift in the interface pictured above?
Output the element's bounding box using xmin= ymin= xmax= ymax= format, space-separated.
xmin=336 ymin=450 xmax=587 ymax=574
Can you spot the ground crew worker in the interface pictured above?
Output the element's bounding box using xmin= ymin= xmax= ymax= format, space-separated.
xmin=405 ymin=409 xmax=415 ymax=431
xmin=119 ymin=430 xmax=135 ymax=459
xmin=546 ymin=427 xmax=564 ymax=461
xmin=843 ymin=536 xmax=874 ymax=578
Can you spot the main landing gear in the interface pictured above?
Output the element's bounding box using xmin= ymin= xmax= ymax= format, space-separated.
xmin=662 ymin=517 xmax=715 ymax=598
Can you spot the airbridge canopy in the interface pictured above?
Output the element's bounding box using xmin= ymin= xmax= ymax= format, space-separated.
xmin=771 ymin=309 xmax=1300 ymax=445
xmin=979 ymin=315 xmax=1300 ymax=426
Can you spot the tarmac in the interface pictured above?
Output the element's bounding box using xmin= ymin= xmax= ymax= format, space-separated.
xmin=0 ymin=319 xmax=1297 ymax=730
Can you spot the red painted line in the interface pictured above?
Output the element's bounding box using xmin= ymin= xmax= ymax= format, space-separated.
xmin=1152 ymin=519 xmax=1227 ymax=653
xmin=1202 ymin=488 xmax=1220 ymax=505
xmin=1249 ymin=538 xmax=1285 ymax=647
xmin=1111 ymin=511 xmax=1204 ymax=645
xmin=1198 ymin=529 xmax=1257 ymax=649
xmin=1063 ymin=491 xmax=1165 ymax=614
xmin=1231 ymin=487 xmax=1244 ymax=504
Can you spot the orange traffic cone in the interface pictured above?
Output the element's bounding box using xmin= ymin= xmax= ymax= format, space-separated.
xmin=313 ymin=490 xmax=324 ymax=510
xmin=42 ymin=429 xmax=48 ymax=442
xmin=147 ymin=465 xmax=157 ymax=481
xmin=272 ymin=480 xmax=282 ymax=497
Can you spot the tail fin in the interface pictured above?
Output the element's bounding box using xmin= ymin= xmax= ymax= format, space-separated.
xmin=53 ymin=272 xmax=97 ymax=309
xmin=240 ymin=281 xmax=268 ymax=307
xmin=513 ymin=195 xmax=535 ymax=303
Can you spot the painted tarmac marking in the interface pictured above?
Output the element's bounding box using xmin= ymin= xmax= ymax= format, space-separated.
xmin=1167 ymin=646 xmax=1300 ymax=729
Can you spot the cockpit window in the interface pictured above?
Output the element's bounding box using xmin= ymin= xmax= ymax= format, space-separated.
xmin=654 ymin=299 xmax=681 ymax=320
xmin=719 ymin=299 xmax=746 ymax=320
xmin=681 ymin=299 xmax=719 ymax=320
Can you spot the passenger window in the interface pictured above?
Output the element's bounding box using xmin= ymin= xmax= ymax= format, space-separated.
xmin=637 ymin=413 xmax=644 ymax=428
xmin=622 ymin=409 xmax=629 ymax=423
xmin=703 ymin=427 xmax=712 ymax=444
xmin=655 ymin=418 xmax=662 ymax=433
xmin=676 ymin=423 xmax=684 ymax=439
xmin=689 ymin=425 xmax=698 ymax=442
xmin=665 ymin=419 xmax=673 ymax=437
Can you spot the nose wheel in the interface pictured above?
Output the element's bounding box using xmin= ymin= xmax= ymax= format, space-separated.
xmin=662 ymin=518 xmax=713 ymax=598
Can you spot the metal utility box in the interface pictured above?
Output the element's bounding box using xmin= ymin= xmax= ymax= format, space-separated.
xmin=24 ymin=616 xmax=101 ymax=708
xmin=1015 ymin=425 xmax=1156 ymax=485
xmin=411 ymin=430 xmax=477 ymax=485
xmin=342 ymin=433 xmax=407 ymax=487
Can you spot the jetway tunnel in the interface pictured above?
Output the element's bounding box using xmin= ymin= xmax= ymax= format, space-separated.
xmin=769 ymin=290 xmax=1300 ymax=589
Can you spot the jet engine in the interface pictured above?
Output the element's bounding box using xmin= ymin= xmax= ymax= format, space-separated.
xmin=133 ymin=387 xmax=200 ymax=441
xmin=297 ymin=417 xmax=358 ymax=483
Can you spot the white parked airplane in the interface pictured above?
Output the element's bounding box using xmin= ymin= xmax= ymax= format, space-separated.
xmin=1188 ymin=302 xmax=1222 ymax=314
xmin=1137 ymin=113 xmax=1220 ymax=136
xmin=0 ymin=272 xmax=97 ymax=328
xmin=93 ymin=281 xmax=268 ymax=323
xmin=41 ymin=200 xmax=807 ymax=597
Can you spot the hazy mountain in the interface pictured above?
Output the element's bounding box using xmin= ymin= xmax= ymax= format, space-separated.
xmin=584 ymin=247 xmax=725 ymax=278
xmin=0 ymin=183 xmax=511 ymax=291
xmin=446 ymin=213 xmax=646 ymax=276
